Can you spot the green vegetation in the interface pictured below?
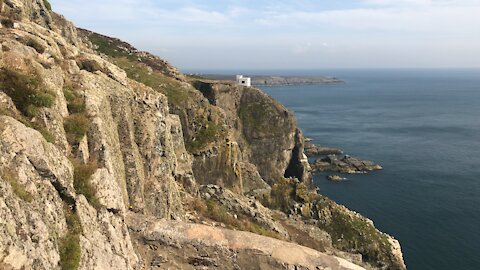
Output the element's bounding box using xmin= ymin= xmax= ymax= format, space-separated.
xmin=259 ymin=178 xmax=319 ymax=213
xmin=86 ymin=31 xmax=226 ymax=153
xmin=113 ymin=57 xmax=190 ymax=106
xmin=3 ymin=109 xmax=55 ymax=143
xmin=63 ymin=84 xmax=99 ymax=209
xmin=314 ymin=197 xmax=393 ymax=267
xmin=59 ymin=205 xmax=82 ymax=270
xmin=87 ymin=34 xmax=136 ymax=60
xmin=192 ymin=197 xmax=281 ymax=239
xmin=71 ymin=160 xmax=100 ymax=209
xmin=0 ymin=68 xmax=55 ymax=143
xmin=259 ymin=177 xmax=393 ymax=267
xmin=238 ymin=101 xmax=269 ymax=131
xmin=63 ymin=87 xmax=86 ymax=114
xmin=63 ymin=84 xmax=90 ymax=144
xmin=0 ymin=68 xmax=55 ymax=117
xmin=86 ymin=33 xmax=191 ymax=107
xmin=0 ymin=109 xmax=54 ymax=143
xmin=64 ymin=114 xmax=90 ymax=144
xmin=26 ymin=38 xmax=45 ymax=54
xmin=1 ymin=18 xmax=14 ymax=28
xmin=186 ymin=120 xmax=225 ymax=153
xmin=0 ymin=169 xmax=33 ymax=202
xmin=43 ymin=0 xmax=52 ymax=11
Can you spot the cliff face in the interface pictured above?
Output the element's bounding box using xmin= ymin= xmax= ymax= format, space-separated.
xmin=0 ymin=1 xmax=404 ymax=270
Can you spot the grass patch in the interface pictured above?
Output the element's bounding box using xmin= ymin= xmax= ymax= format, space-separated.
xmin=63 ymin=85 xmax=89 ymax=144
xmin=63 ymin=87 xmax=85 ymax=114
xmin=34 ymin=124 xmax=55 ymax=143
xmin=71 ymin=160 xmax=100 ymax=209
xmin=59 ymin=205 xmax=82 ymax=270
xmin=192 ymin=197 xmax=281 ymax=239
xmin=87 ymin=34 xmax=136 ymax=60
xmin=64 ymin=113 xmax=90 ymax=144
xmin=0 ymin=169 xmax=33 ymax=202
xmin=86 ymin=32 xmax=193 ymax=108
xmin=0 ymin=105 xmax=55 ymax=143
xmin=43 ymin=0 xmax=52 ymax=11
xmin=112 ymin=57 xmax=190 ymax=106
xmin=0 ymin=68 xmax=55 ymax=117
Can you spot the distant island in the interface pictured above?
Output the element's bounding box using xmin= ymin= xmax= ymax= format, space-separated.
xmin=196 ymin=74 xmax=344 ymax=86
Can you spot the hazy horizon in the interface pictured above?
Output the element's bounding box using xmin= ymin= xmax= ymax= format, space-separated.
xmin=50 ymin=0 xmax=480 ymax=70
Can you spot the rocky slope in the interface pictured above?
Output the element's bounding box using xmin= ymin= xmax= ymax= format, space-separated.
xmin=0 ymin=1 xmax=405 ymax=269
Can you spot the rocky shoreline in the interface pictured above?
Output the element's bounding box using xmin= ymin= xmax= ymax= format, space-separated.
xmin=0 ymin=2 xmax=404 ymax=269
xmin=305 ymin=139 xmax=383 ymax=175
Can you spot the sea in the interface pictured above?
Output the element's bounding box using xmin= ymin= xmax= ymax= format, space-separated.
xmin=253 ymin=69 xmax=480 ymax=270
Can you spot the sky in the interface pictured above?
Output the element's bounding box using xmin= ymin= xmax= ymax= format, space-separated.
xmin=49 ymin=0 xmax=480 ymax=71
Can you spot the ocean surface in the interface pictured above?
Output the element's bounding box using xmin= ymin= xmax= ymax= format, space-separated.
xmin=254 ymin=69 xmax=480 ymax=270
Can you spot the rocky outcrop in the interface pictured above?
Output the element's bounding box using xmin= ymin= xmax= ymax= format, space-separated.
xmin=0 ymin=0 xmax=53 ymax=28
xmin=189 ymin=80 xmax=311 ymax=191
xmin=126 ymin=212 xmax=365 ymax=270
xmin=311 ymin=196 xmax=405 ymax=270
xmin=305 ymin=140 xmax=343 ymax=156
xmin=199 ymin=185 xmax=287 ymax=237
xmin=311 ymin=155 xmax=383 ymax=174
xmin=0 ymin=2 xmax=189 ymax=268
xmin=0 ymin=1 xmax=404 ymax=269
xmin=327 ymin=175 xmax=346 ymax=182
xmin=0 ymin=116 xmax=139 ymax=269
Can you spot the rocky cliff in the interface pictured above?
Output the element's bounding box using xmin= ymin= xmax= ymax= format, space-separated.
xmin=0 ymin=1 xmax=405 ymax=269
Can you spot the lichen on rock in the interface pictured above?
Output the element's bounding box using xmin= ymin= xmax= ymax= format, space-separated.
xmin=0 ymin=1 xmax=405 ymax=269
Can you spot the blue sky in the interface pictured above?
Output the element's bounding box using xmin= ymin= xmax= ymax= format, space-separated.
xmin=50 ymin=0 xmax=480 ymax=70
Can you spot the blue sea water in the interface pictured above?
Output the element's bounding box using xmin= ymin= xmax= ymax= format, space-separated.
xmin=256 ymin=69 xmax=480 ymax=270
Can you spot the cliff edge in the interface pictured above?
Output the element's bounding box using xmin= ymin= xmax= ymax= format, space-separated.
xmin=0 ymin=1 xmax=405 ymax=269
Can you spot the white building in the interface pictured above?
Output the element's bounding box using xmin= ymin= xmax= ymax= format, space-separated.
xmin=236 ymin=75 xmax=251 ymax=87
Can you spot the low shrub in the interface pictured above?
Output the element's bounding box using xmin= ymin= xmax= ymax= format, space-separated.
xmin=35 ymin=125 xmax=55 ymax=143
xmin=63 ymin=87 xmax=86 ymax=114
xmin=43 ymin=0 xmax=52 ymax=11
xmin=64 ymin=113 xmax=90 ymax=144
xmin=78 ymin=60 xmax=102 ymax=73
xmin=59 ymin=233 xmax=80 ymax=270
xmin=0 ymin=68 xmax=55 ymax=117
xmin=59 ymin=205 xmax=82 ymax=270
xmin=1 ymin=18 xmax=14 ymax=28
xmin=259 ymin=178 xmax=319 ymax=214
xmin=0 ymin=169 xmax=33 ymax=202
xmin=193 ymin=198 xmax=281 ymax=239
xmin=190 ymin=196 xmax=208 ymax=213
xmin=71 ymin=160 xmax=100 ymax=209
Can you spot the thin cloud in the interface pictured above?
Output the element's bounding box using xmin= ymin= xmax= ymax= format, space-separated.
xmin=49 ymin=0 xmax=480 ymax=69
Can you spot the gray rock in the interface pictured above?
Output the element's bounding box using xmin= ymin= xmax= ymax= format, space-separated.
xmin=311 ymin=155 xmax=382 ymax=174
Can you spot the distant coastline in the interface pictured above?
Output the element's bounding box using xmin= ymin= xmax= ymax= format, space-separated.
xmin=196 ymin=74 xmax=344 ymax=86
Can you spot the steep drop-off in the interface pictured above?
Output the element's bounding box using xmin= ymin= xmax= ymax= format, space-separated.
xmin=0 ymin=1 xmax=405 ymax=269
